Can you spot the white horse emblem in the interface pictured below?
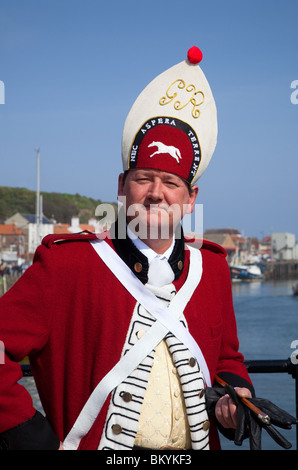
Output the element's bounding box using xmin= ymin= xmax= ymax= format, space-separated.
xmin=148 ymin=141 xmax=182 ymax=164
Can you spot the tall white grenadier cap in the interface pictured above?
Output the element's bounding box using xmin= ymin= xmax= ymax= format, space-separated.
xmin=121 ymin=46 xmax=217 ymax=185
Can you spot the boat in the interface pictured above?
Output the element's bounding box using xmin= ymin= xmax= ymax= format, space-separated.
xmin=230 ymin=264 xmax=263 ymax=281
xmin=292 ymin=284 xmax=298 ymax=296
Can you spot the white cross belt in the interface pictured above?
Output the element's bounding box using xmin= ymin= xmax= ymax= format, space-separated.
xmin=62 ymin=238 xmax=210 ymax=450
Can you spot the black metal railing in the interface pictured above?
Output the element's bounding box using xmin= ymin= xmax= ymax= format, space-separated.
xmin=21 ymin=358 xmax=298 ymax=450
xmin=21 ymin=364 xmax=32 ymax=376
xmin=244 ymin=358 xmax=298 ymax=450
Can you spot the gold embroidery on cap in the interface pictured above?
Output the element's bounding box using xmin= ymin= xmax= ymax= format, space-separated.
xmin=159 ymin=79 xmax=205 ymax=119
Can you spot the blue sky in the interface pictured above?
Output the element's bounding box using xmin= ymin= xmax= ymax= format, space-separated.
xmin=0 ymin=0 xmax=297 ymax=238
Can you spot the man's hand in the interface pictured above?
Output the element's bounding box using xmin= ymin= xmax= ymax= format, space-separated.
xmin=215 ymin=387 xmax=252 ymax=429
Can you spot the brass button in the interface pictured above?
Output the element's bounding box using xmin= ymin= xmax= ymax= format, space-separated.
xmin=202 ymin=420 xmax=210 ymax=431
xmin=199 ymin=389 xmax=205 ymax=399
xmin=134 ymin=262 xmax=143 ymax=273
xmin=122 ymin=392 xmax=132 ymax=403
xmin=189 ymin=357 xmax=196 ymax=367
xmin=177 ymin=260 xmax=183 ymax=270
xmin=137 ymin=329 xmax=146 ymax=339
xmin=112 ymin=424 xmax=122 ymax=435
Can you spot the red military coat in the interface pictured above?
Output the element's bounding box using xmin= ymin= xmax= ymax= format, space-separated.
xmin=0 ymin=231 xmax=252 ymax=449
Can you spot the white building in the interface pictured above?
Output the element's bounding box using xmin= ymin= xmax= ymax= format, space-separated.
xmin=27 ymin=216 xmax=54 ymax=254
xmin=271 ymin=232 xmax=298 ymax=260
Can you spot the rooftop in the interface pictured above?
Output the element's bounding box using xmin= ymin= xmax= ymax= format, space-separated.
xmin=0 ymin=224 xmax=24 ymax=235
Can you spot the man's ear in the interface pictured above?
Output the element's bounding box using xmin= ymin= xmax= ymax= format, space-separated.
xmin=186 ymin=185 xmax=199 ymax=214
xmin=117 ymin=173 xmax=125 ymax=198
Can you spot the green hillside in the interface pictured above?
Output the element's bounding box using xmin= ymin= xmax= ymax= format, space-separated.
xmin=0 ymin=186 xmax=116 ymax=224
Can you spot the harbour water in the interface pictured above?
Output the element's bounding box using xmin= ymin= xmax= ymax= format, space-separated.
xmin=221 ymin=278 xmax=298 ymax=451
xmin=19 ymin=278 xmax=298 ymax=451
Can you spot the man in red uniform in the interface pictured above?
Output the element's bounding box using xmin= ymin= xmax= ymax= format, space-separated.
xmin=0 ymin=47 xmax=253 ymax=450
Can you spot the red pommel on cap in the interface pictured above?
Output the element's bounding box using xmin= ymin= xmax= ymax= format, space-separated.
xmin=187 ymin=46 xmax=203 ymax=64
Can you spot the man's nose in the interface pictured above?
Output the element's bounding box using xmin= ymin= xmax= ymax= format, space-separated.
xmin=147 ymin=179 xmax=163 ymax=200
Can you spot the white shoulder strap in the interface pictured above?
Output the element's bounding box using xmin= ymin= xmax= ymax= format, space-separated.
xmin=63 ymin=238 xmax=210 ymax=450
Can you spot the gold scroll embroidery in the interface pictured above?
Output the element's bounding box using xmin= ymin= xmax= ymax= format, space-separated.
xmin=159 ymin=79 xmax=205 ymax=119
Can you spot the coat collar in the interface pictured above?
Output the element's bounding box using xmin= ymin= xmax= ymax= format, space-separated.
xmin=111 ymin=214 xmax=185 ymax=284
